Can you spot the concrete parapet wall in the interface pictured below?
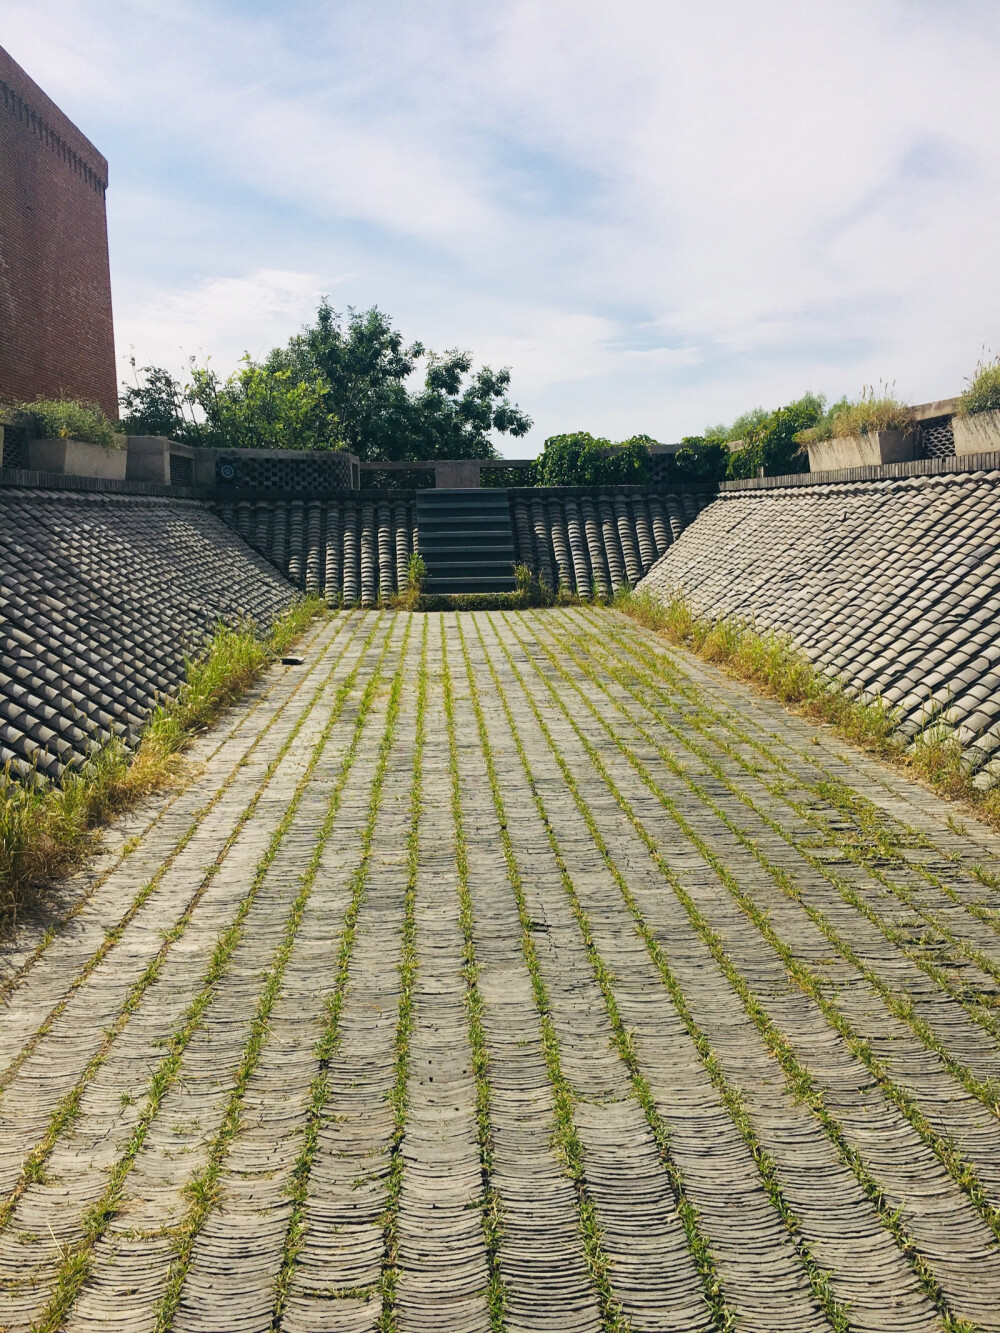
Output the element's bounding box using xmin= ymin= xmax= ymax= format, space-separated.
xmin=638 ymin=466 xmax=1000 ymax=786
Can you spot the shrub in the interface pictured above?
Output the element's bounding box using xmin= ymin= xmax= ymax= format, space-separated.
xmin=669 ymin=438 xmax=730 ymax=483
xmin=393 ymin=553 xmax=428 ymax=610
xmin=532 ymin=432 xmax=652 ymax=487
xmin=11 ymin=398 xmax=122 ymax=450
xmin=797 ymin=387 xmax=912 ymax=444
xmin=959 ymin=353 xmax=1000 ymax=417
xmin=727 ymin=393 xmax=824 ymax=479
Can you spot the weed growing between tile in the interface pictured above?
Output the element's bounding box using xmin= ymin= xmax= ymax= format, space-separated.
xmin=470 ymin=617 xmax=739 ymax=1331
xmin=454 ymin=617 xmax=631 ymax=1333
xmin=25 ymin=618 xmax=395 ymax=1333
xmin=0 ymin=616 xmax=385 ymax=1250
xmin=271 ymin=618 xmax=413 ymax=1324
xmin=0 ymin=596 xmax=327 ymax=929
xmin=484 ymin=612 xmax=975 ymax=1327
xmin=613 ymin=589 xmax=1000 ymax=830
xmin=440 ymin=621 xmax=508 ymax=1331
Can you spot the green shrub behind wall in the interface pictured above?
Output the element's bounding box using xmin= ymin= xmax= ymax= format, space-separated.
xmin=532 ymin=432 xmax=651 ymax=486
xmin=11 ymin=398 xmax=122 ymax=450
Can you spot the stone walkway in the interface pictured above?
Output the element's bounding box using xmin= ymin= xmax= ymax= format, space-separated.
xmin=3 ymin=608 xmax=1000 ymax=1332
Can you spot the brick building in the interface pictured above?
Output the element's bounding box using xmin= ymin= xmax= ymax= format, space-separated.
xmin=0 ymin=44 xmax=117 ymax=418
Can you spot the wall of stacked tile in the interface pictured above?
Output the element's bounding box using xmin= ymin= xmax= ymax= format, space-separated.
xmin=637 ymin=467 xmax=1000 ymax=787
xmin=0 ymin=45 xmax=118 ymax=418
xmin=213 ymin=488 xmax=709 ymax=600
xmin=0 ymin=491 xmax=296 ymax=779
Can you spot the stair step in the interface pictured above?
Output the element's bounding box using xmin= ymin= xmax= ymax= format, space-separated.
xmin=416 ymin=488 xmax=518 ymax=594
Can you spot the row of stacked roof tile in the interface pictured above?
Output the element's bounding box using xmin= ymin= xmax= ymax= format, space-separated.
xmin=214 ymin=490 xmax=707 ymax=600
xmin=0 ymin=491 xmax=296 ymax=780
xmin=509 ymin=491 xmax=708 ymax=594
xmin=637 ymin=469 xmax=1000 ymax=785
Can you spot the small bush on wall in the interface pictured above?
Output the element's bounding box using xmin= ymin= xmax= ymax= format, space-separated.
xmin=11 ymin=398 xmax=123 ymax=450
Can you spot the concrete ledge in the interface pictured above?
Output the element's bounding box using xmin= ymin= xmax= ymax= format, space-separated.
xmin=719 ymin=450 xmax=1000 ymax=492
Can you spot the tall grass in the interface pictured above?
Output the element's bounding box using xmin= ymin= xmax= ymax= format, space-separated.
xmin=0 ymin=597 xmax=323 ymax=930
xmin=614 ymin=588 xmax=1000 ymax=829
xmin=959 ymin=352 xmax=1000 ymax=417
xmin=797 ymin=386 xmax=913 ymax=443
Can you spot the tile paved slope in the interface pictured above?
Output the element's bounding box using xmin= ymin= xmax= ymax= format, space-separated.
xmin=0 ymin=489 xmax=297 ymax=779
xmin=2 ymin=608 xmax=1000 ymax=1328
xmin=638 ymin=469 xmax=1000 ymax=787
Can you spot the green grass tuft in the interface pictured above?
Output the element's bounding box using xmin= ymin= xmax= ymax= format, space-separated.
xmin=0 ymin=596 xmax=325 ymax=932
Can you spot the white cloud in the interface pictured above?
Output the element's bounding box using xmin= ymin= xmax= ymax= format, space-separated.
xmin=6 ymin=0 xmax=1000 ymax=445
xmin=116 ymin=269 xmax=331 ymax=382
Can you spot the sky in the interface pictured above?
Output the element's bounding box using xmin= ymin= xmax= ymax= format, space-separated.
xmin=4 ymin=0 xmax=1000 ymax=454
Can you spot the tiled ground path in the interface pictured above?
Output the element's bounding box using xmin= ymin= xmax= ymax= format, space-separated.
xmin=3 ymin=608 xmax=1000 ymax=1332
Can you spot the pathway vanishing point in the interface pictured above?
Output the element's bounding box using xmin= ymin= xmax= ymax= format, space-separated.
xmin=3 ymin=608 xmax=1000 ymax=1333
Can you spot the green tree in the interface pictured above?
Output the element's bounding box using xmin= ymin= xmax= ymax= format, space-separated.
xmin=277 ymin=303 xmax=531 ymax=460
xmin=532 ymin=432 xmax=651 ymax=486
xmin=187 ymin=358 xmax=336 ymax=451
xmin=118 ymin=303 xmax=531 ymax=459
xmin=726 ymin=393 xmax=825 ymax=479
xmin=119 ymin=362 xmax=195 ymax=440
xmin=670 ymin=436 xmax=730 ymax=482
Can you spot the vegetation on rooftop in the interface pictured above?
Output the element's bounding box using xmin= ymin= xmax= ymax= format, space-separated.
xmin=796 ymin=385 xmax=913 ymax=444
xmin=120 ymin=303 xmax=531 ymax=462
xmin=10 ymin=398 xmax=123 ymax=451
xmin=0 ymin=598 xmax=322 ymax=933
xmin=531 ymin=432 xmax=652 ymax=486
xmin=959 ymin=352 xmax=1000 ymax=417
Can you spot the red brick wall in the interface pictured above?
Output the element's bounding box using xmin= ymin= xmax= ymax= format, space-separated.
xmin=0 ymin=45 xmax=117 ymax=418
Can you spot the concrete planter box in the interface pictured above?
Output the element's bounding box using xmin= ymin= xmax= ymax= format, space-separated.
xmin=807 ymin=429 xmax=914 ymax=472
xmin=952 ymin=410 xmax=1000 ymax=457
xmin=126 ymin=435 xmax=197 ymax=484
xmin=27 ymin=437 xmax=127 ymax=480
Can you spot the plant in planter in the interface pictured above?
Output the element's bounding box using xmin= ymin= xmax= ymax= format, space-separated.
xmin=11 ymin=398 xmax=127 ymax=479
xmin=953 ymin=353 xmax=1000 ymax=455
xmin=795 ymin=387 xmax=914 ymax=471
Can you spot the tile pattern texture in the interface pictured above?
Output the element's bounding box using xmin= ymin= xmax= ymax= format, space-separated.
xmin=0 ymin=489 xmax=296 ymax=779
xmin=638 ymin=469 xmax=1000 ymax=787
xmin=3 ymin=608 xmax=1000 ymax=1330
xmin=215 ymin=490 xmax=709 ymax=601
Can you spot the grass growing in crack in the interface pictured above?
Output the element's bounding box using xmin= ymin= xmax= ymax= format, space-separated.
xmin=376 ymin=616 xmax=427 ymax=1331
xmin=24 ymin=616 xmax=392 ymax=1332
xmin=614 ymin=588 xmax=1000 ymax=830
xmin=469 ymin=617 xmax=737 ymax=1331
xmin=0 ymin=597 xmax=326 ymax=932
xmin=271 ymin=619 xmax=413 ymax=1326
xmin=453 ymin=615 xmax=630 ymax=1333
xmin=151 ymin=621 xmax=405 ymax=1332
xmin=480 ymin=615 xmax=982 ymax=1322
xmin=440 ymin=619 xmax=507 ymax=1331
xmin=519 ymin=612 xmax=1000 ymax=1108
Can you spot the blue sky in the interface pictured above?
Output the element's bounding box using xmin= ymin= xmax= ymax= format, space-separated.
xmin=5 ymin=0 xmax=1000 ymax=453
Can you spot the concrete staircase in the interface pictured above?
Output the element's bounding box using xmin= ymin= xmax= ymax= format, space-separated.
xmin=416 ymin=489 xmax=517 ymax=593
